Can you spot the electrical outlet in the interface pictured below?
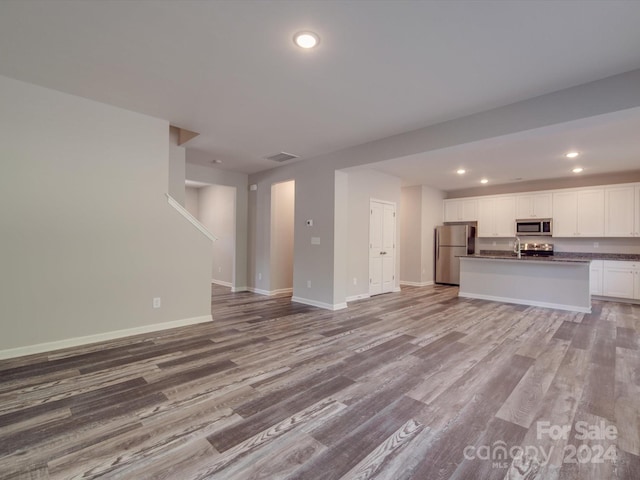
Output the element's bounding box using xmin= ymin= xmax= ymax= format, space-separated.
xmin=353 ymin=277 xmax=357 ymax=285
xmin=593 ymin=242 xmax=599 ymax=248
xmin=153 ymin=297 xmax=161 ymax=309
xmin=307 ymin=280 xmax=311 ymax=288
xmin=258 ymin=273 xmax=262 ymax=280
xmin=218 ymin=266 xmax=222 ymax=272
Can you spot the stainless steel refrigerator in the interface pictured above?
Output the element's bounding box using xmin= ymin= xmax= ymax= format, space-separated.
xmin=435 ymin=224 xmax=476 ymax=285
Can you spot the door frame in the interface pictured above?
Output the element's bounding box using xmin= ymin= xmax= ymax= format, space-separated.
xmin=369 ymin=198 xmax=397 ymax=296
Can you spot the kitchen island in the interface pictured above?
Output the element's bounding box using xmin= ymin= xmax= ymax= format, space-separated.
xmin=459 ymin=254 xmax=591 ymax=313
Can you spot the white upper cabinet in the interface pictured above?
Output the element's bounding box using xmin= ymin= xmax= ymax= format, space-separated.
xmin=604 ymin=186 xmax=635 ymax=237
xmin=478 ymin=196 xmax=516 ymax=237
xmin=552 ymin=189 xmax=604 ymax=237
xmin=635 ymin=185 xmax=640 ymax=237
xmin=445 ymin=182 xmax=639 ymax=239
xmin=552 ymin=191 xmax=577 ymax=237
xmin=443 ymin=198 xmax=478 ymax=222
xmin=516 ymin=193 xmax=552 ymax=219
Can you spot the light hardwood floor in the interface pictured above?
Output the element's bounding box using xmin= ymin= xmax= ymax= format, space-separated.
xmin=0 ymin=285 xmax=639 ymax=479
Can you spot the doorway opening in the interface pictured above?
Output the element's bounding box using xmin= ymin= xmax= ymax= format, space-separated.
xmin=270 ymin=180 xmax=295 ymax=295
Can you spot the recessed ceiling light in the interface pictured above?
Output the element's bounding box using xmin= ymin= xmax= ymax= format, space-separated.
xmin=480 ymin=178 xmax=488 ymax=184
xmin=293 ymin=31 xmax=320 ymax=49
xmin=212 ymin=159 xmax=223 ymax=164
xmin=572 ymin=167 xmax=583 ymax=173
xmin=456 ymin=169 xmax=466 ymax=175
xmin=565 ymin=152 xmax=579 ymax=158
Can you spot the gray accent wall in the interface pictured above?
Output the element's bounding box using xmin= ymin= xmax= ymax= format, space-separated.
xmin=0 ymin=75 xmax=213 ymax=352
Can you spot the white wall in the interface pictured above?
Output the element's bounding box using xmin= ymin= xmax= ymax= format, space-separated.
xmin=0 ymin=75 xmax=213 ymax=355
xmin=186 ymin=160 xmax=248 ymax=290
xmin=270 ymin=181 xmax=295 ymax=292
xmin=345 ymin=168 xmax=402 ymax=299
xmin=168 ymin=126 xmax=186 ymax=206
xmin=199 ymin=185 xmax=236 ymax=286
xmin=185 ymin=186 xmax=200 ymax=218
xmin=421 ymin=186 xmax=445 ymax=283
xmin=400 ymin=185 xmax=444 ymax=286
xmin=247 ymin=69 xmax=640 ymax=310
xmin=249 ymin=165 xmax=338 ymax=308
xmin=400 ymin=186 xmax=423 ymax=284
xmin=334 ymin=171 xmax=349 ymax=306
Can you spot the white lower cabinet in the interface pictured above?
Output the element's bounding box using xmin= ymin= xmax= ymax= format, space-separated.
xmin=590 ymin=260 xmax=603 ymax=296
xmin=602 ymin=261 xmax=639 ymax=299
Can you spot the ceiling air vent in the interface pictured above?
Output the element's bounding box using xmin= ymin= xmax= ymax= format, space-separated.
xmin=265 ymin=152 xmax=299 ymax=163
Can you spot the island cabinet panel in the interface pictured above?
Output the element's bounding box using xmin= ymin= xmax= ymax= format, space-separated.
xmin=516 ymin=193 xmax=552 ymax=219
xmin=459 ymin=256 xmax=591 ymax=313
xmin=443 ymin=198 xmax=478 ymax=222
xmin=552 ymin=189 xmax=604 ymax=237
xmin=477 ymin=196 xmax=515 ymax=237
xmin=604 ymin=186 xmax=635 ymax=237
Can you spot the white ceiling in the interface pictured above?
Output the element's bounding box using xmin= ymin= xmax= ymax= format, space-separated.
xmin=370 ymin=106 xmax=640 ymax=190
xmin=1 ymin=1 xmax=640 ymax=190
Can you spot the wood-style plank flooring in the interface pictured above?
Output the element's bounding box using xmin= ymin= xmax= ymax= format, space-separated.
xmin=1 ymin=285 xmax=639 ymax=479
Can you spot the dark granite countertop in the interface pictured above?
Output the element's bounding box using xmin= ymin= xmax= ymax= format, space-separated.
xmin=478 ymin=250 xmax=640 ymax=262
xmin=465 ymin=253 xmax=590 ymax=264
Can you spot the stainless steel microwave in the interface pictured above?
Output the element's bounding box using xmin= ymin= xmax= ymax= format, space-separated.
xmin=515 ymin=219 xmax=552 ymax=236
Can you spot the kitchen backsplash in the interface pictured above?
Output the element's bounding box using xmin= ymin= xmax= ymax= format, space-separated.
xmin=478 ymin=236 xmax=640 ymax=255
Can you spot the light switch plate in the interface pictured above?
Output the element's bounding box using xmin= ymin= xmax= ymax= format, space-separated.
xmin=311 ymin=237 xmax=320 ymax=245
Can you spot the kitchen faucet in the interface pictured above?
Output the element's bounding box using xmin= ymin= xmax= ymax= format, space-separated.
xmin=514 ymin=236 xmax=521 ymax=258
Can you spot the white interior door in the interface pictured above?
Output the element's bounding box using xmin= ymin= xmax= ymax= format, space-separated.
xmin=370 ymin=200 xmax=396 ymax=296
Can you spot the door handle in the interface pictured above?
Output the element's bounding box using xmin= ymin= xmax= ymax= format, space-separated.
xmin=380 ymin=251 xmax=387 ymax=255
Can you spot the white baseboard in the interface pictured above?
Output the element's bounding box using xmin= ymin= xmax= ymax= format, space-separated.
xmin=592 ymin=295 xmax=640 ymax=305
xmin=247 ymin=287 xmax=293 ymax=296
xmin=212 ymin=279 xmax=232 ymax=288
xmin=0 ymin=315 xmax=213 ymax=360
xmin=346 ymin=293 xmax=370 ymax=302
xmin=271 ymin=288 xmax=293 ymax=295
xmin=400 ymin=280 xmax=434 ymax=287
xmin=291 ymin=296 xmax=348 ymax=311
xmin=247 ymin=287 xmax=271 ymax=296
xmin=231 ymin=286 xmax=248 ymax=293
xmin=393 ymin=286 xmax=402 ymax=293
xmin=458 ymin=292 xmax=591 ymax=314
